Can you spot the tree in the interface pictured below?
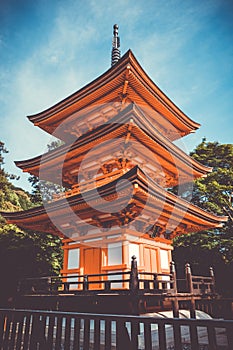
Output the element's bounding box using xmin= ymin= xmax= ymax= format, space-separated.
xmin=29 ymin=139 xmax=65 ymax=204
xmin=0 ymin=141 xmax=63 ymax=304
xmin=173 ymin=140 xmax=233 ymax=295
xmin=0 ymin=143 xmax=28 ymax=211
xmin=0 ymin=141 xmax=8 ymax=169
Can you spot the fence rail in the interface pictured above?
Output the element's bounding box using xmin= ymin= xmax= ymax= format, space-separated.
xmin=19 ymin=272 xmax=175 ymax=295
xmin=0 ymin=308 xmax=233 ymax=350
xmin=17 ymin=258 xmax=214 ymax=297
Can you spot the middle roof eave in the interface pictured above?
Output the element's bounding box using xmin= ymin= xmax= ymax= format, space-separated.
xmin=15 ymin=103 xmax=211 ymax=184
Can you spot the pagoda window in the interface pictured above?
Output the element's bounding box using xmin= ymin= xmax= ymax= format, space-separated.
xmin=128 ymin=243 xmax=140 ymax=265
xmin=160 ymin=249 xmax=169 ymax=270
xmin=107 ymin=243 xmax=122 ymax=266
xmin=67 ymin=248 xmax=80 ymax=269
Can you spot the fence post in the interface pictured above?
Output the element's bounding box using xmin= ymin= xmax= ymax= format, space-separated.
xmin=153 ymin=273 xmax=158 ymax=290
xmin=64 ymin=282 xmax=70 ymax=292
xmin=83 ymin=275 xmax=89 ymax=291
xmin=46 ymin=277 xmax=52 ymax=293
xmin=105 ymin=280 xmax=111 ymax=291
xmin=30 ymin=314 xmax=49 ymax=349
xmin=17 ymin=280 xmax=22 ymax=293
xmin=209 ymin=266 xmax=216 ymax=294
xmin=130 ymin=256 xmax=139 ymax=294
xmin=185 ymin=263 xmax=193 ymax=294
xmin=170 ymin=261 xmax=177 ymax=293
xmin=170 ymin=261 xmax=179 ymax=317
xmin=185 ymin=263 xmax=196 ymax=318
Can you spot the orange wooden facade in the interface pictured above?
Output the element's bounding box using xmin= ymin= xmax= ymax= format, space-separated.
xmin=1 ymin=47 xmax=227 ymax=281
xmin=61 ymin=229 xmax=173 ymax=287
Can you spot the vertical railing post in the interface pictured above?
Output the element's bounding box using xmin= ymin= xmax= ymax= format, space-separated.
xmin=116 ymin=321 xmax=132 ymax=350
xmin=185 ymin=263 xmax=193 ymax=294
xmin=17 ymin=280 xmax=22 ymax=293
xmin=130 ymin=255 xmax=139 ymax=293
xmin=170 ymin=261 xmax=179 ymax=318
xmin=64 ymin=282 xmax=69 ymax=292
xmin=170 ymin=261 xmax=177 ymax=293
xmin=185 ymin=263 xmax=196 ymax=318
xmin=47 ymin=277 xmax=52 ymax=293
xmin=153 ymin=273 xmax=158 ymax=290
xmin=209 ymin=266 xmax=216 ymax=294
xmin=83 ymin=275 xmax=89 ymax=291
xmin=105 ymin=280 xmax=111 ymax=291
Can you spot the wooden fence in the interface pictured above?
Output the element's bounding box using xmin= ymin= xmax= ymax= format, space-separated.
xmin=1 ymin=308 xmax=233 ymax=350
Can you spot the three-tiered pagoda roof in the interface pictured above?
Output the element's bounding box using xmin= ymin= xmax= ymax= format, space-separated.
xmin=1 ymin=43 xmax=227 ymax=240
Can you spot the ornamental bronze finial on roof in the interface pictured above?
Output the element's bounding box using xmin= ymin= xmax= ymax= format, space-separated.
xmin=111 ymin=24 xmax=121 ymax=66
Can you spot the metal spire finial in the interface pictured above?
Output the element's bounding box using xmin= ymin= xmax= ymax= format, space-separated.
xmin=111 ymin=24 xmax=121 ymax=66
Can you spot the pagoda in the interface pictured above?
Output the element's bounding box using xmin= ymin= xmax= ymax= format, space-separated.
xmin=1 ymin=25 xmax=227 ymax=291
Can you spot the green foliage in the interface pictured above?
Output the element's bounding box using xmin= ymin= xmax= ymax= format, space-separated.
xmin=0 ymin=141 xmax=63 ymax=303
xmin=0 ymin=168 xmax=31 ymax=213
xmin=173 ymin=140 xmax=233 ymax=296
xmin=0 ymin=228 xmax=62 ymax=301
xmin=0 ymin=141 xmax=8 ymax=168
xmin=190 ymin=140 xmax=233 ymax=216
xmin=29 ymin=139 xmax=65 ymax=204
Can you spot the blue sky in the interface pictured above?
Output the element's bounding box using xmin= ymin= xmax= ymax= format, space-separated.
xmin=1 ymin=0 xmax=233 ymax=191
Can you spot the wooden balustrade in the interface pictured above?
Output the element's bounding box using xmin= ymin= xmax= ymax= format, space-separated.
xmin=0 ymin=308 xmax=233 ymax=349
xmin=14 ymin=258 xmax=227 ymax=319
xmin=18 ymin=258 xmax=214 ymax=298
xmin=184 ymin=264 xmax=216 ymax=295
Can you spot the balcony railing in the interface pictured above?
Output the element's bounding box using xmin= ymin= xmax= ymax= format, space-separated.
xmin=18 ymin=271 xmax=176 ymax=295
xmin=17 ymin=258 xmax=215 ymax=298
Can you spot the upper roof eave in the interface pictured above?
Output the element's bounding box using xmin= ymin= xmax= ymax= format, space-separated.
xmin=27 ymin=49 xmax=200 ymax=138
